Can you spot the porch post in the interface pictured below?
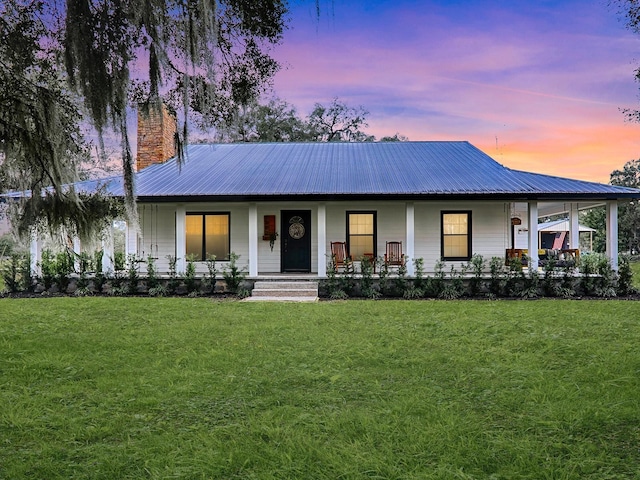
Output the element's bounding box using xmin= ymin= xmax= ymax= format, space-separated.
xmin=569 ymin=203 xmax=580 ymax=249
xmin=125 ymin=220 xmax=137 ymax=262
xmin=101 ymin=224 xmax=114 ymax=273
xmin=317 ymin=203 xmax=327 ymax=277
xmin=175 ymin=205 xmax=186 ymax=273
xmin=30 ymin=232 xmax=41 ymax=277
xmin=527 ymin=201 xmax=539 ymax=270
xmin=248 ymin=203 xmax=258 ymax=277
xmin=72 ymin=237 xmax=81 ymax=272
xmin=606 ymin=201 xmax=619 ymax=271
xmin=405 ymin=202 xmax=415 ymax=276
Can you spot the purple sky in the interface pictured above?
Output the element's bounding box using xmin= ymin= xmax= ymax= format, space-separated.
xmin=269 ymin=0 xmax=640 ymax=182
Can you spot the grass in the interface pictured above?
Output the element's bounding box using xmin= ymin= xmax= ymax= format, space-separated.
xmin=631 ymin=260 xmax=640 ymax=289
xmin=1 ymin=298 xmax=639 ymax=479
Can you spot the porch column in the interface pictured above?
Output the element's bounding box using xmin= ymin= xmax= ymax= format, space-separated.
xmin=30 ymin=232 xmax=41 ymax=277
xmin=405 ymin=202 xmax=415 ymax=276
xmin=175 ymin=205 xmax=186 ymax=273
xmin=72 ymin=237 xmax=81 ymax=272
xmin=125 ymin=221 xmax=137 ymax=258
xmin=317 ymin=203 xmax=327 ymax=277
xmin=248 ymin=203 xmax=258 ymax=277
xmin=569 ymin=203 xmax=580 ymax=249
xmin=527 ymin=201 xmax=539 ymax=270
xmin=101 ymin=225 xmax=114 ymax=273
xmin=606 ymin=201 xmax=619 ymax=271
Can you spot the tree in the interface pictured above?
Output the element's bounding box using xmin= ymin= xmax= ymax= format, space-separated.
xmin=582 ymin=158 xmax=640 ymax=253
xmin=379 ymin=133 xmax=409 ymax=142
xmin=213 ymin=97 xmax=307 ymax=142
xmin=617 ymin=1 xmax=640 ymax=123
xmin=212 ymin=96 xmax=388 ymax=143
xmin=306 ymin=97 xmax=372 ymax=142
xmin=1 ymin=0 xmax=288 ymax=238
xmin=611 ymin=159 xmax=640 ymax=253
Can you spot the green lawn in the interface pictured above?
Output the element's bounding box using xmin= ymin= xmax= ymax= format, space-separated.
xmin=1 ymin=298 xmax=639 ymax=479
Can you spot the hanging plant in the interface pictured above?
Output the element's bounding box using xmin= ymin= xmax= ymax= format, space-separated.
xmin=269 ymin=231 xmax=279 ymax=251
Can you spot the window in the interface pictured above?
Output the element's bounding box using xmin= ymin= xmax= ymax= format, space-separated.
xmin=441 ymin=211 xmax=471 ymax=260
xmin=347 ymin=211 xmax=376 ymax=259
xmin=186 ymin=213 xmax=230 ymax=261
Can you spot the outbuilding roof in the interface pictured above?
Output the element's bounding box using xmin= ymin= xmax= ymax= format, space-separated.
xmin=23 ymin=141 xmax=640 ymax=201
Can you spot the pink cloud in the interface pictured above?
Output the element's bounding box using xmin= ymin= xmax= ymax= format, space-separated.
xmin=270 ymin=1 xmax=640 ymax=183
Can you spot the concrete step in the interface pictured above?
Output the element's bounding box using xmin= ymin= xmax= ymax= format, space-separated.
xmin=253 ymin=281 xmax=318 ymax=290
xmin=252 ymin=288 xmax=317 ymax=297
xmin=249 ymin=280 xmax=319 ymax=302
xmin=243 ymin=296 xmax=318 ymax=303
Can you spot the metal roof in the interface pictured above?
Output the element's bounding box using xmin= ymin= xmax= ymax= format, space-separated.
xmin=8 ymin=141 xmax=640 ymax=201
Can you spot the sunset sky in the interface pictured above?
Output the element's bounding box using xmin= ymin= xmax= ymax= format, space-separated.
xmin=269 ymin=0 xmax=640 ymax=183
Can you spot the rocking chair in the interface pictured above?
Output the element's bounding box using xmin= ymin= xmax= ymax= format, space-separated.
xmin=384 ymin=241 xmax=405 ymax=268
xmin=330 ymin=241 xmax=352 ymax=272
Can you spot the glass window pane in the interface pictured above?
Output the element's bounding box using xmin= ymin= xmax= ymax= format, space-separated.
xmin=350 ymin=236 xmax=374 ymax=259
xmin=349 ymin=213 xmax=373 ymax=235
xmin=348 ymin=213 xmax=375 ymax=258
xmin=443 ymin=212 xmax=470 ymax=259
xmin=444 ymin=236 xmax=468 ymax=258
xmin=186 ymin=215 xmax=203 ymax=258
xmin=205 ymin=214 xmax=229 ymax=260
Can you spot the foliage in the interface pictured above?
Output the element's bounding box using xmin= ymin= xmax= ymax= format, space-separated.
xmin=412 ymin=257 xmax=425 ymax=291
xmin=1 ymin=253 xmax=22 ymax=293
xmin=184 ymin=254 xmax=199 ymax=295
xmin=125 ymin=254 xmax=141 ymax=295
xmin=165 ymin=255 xmax=179 ymax=295
xmin=0 ymin=234 xmax=17 ymax=258
xmin=424 ymin=259 xmax=446 ymax=298
xmin=1 ymin=0 xmax=289 ymax=238
xmin=306 ymin=97 xmax=373 ymax=142
xmin=325 ymin=259 xmax=346 ymax=299
xmin=0 ymin=1 xmax=90 ymax=237
xmin=39 ymin=250 xmax=56 ymax=291
xmin=211 ymin=96 xmax=399 ymax=144
xmin=489 ymin=256 xmax=506 ymax=296
xmin=581 ymin=206 xmax=606 ymax=253
xmin=359 ymin=254 xmax=379 ymax=299
xmin=145 ymin=255 xmax=159 ymax=290
xmin=338 ymin=258 xmax=356 ymax=296
xmin=222 ymin=252 xmax=247 ymax=294
xmin=93 ymin=249 xmax=107 ymax=293
xmin=467 ymin=253 xmax=485 ymax=296
xmin=53 ymin=250 xmax=74 ymax=293
xmin=439 ymin=264 xmax=465 ymax=299
xmin=2 ymin=298 xmax=640 ymax=479
xmin=617 ymin=254 xmax=635 ymax=295
xmin=75 ymin=252 xmax=93 ymax=296
xmin=203 ymin=254 xmax=218 ymax=294
xmin=146 ymin=254 xmax=166 ymax=297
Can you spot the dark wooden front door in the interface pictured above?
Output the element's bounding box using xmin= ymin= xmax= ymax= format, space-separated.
xmin=281 ymin=210 xmax=312 ymax=272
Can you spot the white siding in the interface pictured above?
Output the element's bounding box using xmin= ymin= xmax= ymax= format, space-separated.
xmin=414 ymin=201 xmax=510 ymax=271
xmin=134 ymin=200 xmax=511 ymax=275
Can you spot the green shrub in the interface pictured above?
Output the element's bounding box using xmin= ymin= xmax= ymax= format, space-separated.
xmin=617 ymin=254 xmax=634 ymax=296
xmin=184 ymin=254 xmax=199 ymax=295
xmin=166 ymin=255 xmax=179 ymax=294
xmin=467 ymin=253 xmax=485 ymax=296
xmin=204 ymin=254 xmax=218 ymax=294
xmin=1 ymin=253 xmax=22 ymax=293
xmin=54 ymin=251 xmax=74 ymax=293
xmin=222 ymin=252 xmax=247 ymax=294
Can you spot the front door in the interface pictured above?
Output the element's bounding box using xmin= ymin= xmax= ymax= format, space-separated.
xmin=281 ymin=210 xmax=312 ymax=272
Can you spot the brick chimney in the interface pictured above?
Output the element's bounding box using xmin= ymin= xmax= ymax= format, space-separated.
xmin=136 ymin=102 xmax=177 ymax=171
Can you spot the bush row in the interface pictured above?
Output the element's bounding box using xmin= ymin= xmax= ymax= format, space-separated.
xmin=1 ymin=250 xmax=249 ymax=297
xmin=322 ymin=253 xmax=636 ymax=300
